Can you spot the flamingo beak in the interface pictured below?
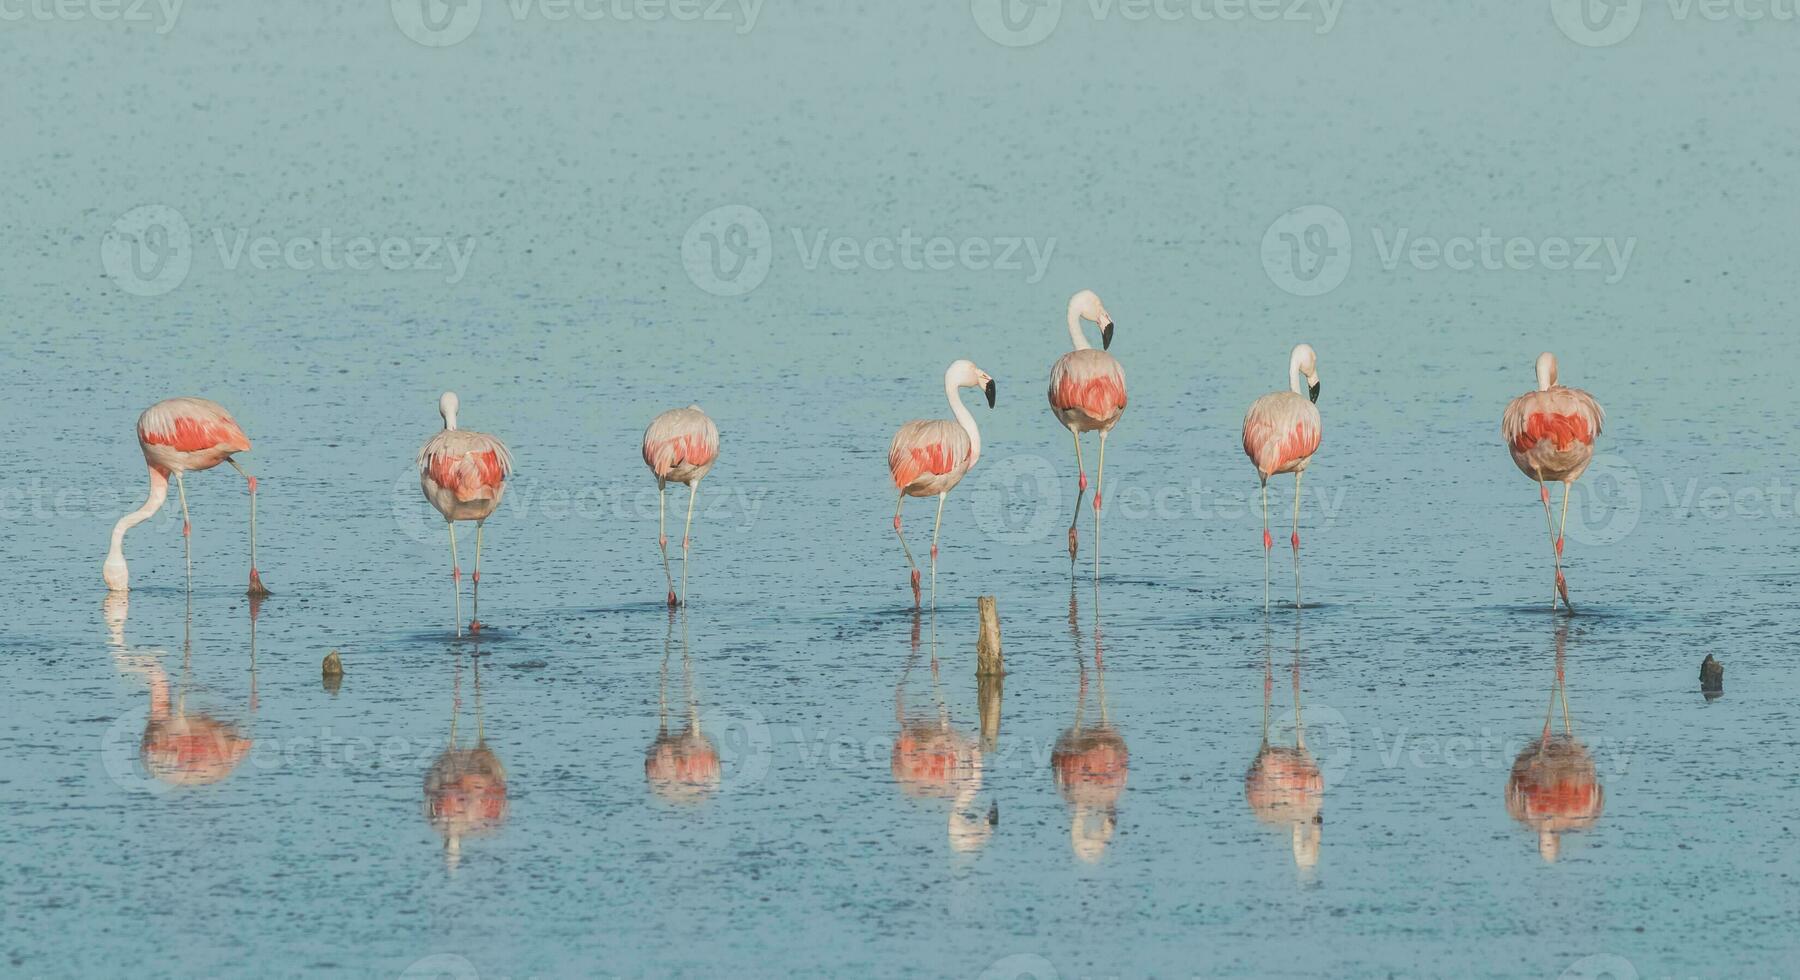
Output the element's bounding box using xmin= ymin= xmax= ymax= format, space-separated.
xmin=984 ymin=379 xmax=997 ymax=408
xmin=1308 ymin=380 xmax=1321 ymax=403
xmin=1101 ymin=321 xmax=1115 ymax=350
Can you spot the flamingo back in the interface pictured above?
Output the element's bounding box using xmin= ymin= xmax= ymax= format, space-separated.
xmin=1502 ymin=386 xmax=1604 ymax=482
xmin=136 ymin=396 xmax=252 ymax=474
xmin=1048 ymin=349 xmax=1128 ymax=431
xmin=642 ymin=406 xmax=720 ymax=485
xmin=888 ymin=419 xmax=973 ymax=497
xmin=419 ymin=429 xmax=513 ymax=520
xmin=1242 ymin=392 xmax=1322 ymax=478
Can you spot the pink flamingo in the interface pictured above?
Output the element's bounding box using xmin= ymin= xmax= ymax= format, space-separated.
xmin=888 ymin=360 xmax=996 ymax=606
xmin=1502 ymin=352 xmax=1604 ymax=612
xmin=419 ymin=392 xmax=513 ymax=636
xmin=1242 ymin=344 xmax=1322 ymax=611
xmin=642 ymin=405 xmax=720 ymax=607
xmin=103 ymin=396 xmax=270 ymax=595
xmin=1048 ymin=289 xmax=1127 ymax=576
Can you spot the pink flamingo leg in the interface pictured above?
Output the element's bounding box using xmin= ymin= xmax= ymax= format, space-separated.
xmin=1068 ymin=430 xmax=1087 ymax=565
xmin=174 ymin=471 xmax=193 ymax=590
xmin=680 ymin=479 xmax=700 ymax=606
xmin=894 ymin=492 xmax=921 ymax=607
xmin=227 ymin=458 xmax=270 ymax=595
xmin=1260 ymin=479 xmax=1272 ymax=613
xmin=929 ymin=492 xmax=945 ymax=607
xmin=658 ymin=483 xmax=676 ymax=607
xmin=1556 ymin=481 xmax=1574 ymax=610
xmin=1291 ymin=470 xmax=1303 ymax=609
xmin=1092 ymin=432 xmax=1107 ymax=581
xmin=469 ymin=521 xmax=484 ymax=633
xmin=447 ymin=521 xmax=463 ymax=639
xmin=1536 ymin=477 xmax=1563 ymax=612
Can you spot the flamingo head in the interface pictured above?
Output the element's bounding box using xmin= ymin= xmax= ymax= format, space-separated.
xmin=1068 ymin=289 xmax=1115 ymax=350
xmin=438 ymin=391 xmax=460 ymax=430
xmin=950 ymin=359 xmax=997 ymax=408
xmin=1291 ymin=344 xmax=1321 ymax=402
xmin=1536 ymin=352 xmax=1559 ymax=391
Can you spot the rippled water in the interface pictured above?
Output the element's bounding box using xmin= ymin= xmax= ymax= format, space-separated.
xmin=4 ymin=2 xmax=1800 ymax=977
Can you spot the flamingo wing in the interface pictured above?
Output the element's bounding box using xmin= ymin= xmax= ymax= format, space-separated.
xmin=642 ymin=407 xmax=720 ymax=478
xmin=1503 ymin=387 xmax=1604 ymax=454
xmin=419 ymin=430 xmax=513 ymax=501
xmin=1242 ymin=392 xmax=1322 ymax=477
xmin=1048 ymin=350 xmax=1128 ymax=423
xmin=888 ymin=420 xmax=971 ymax=491
xmin=138 ymin=397 xmax=252 ymax=454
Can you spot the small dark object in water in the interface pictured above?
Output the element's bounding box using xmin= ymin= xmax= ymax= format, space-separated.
xmin=508 ymin=659 xmax=548 ymax=670
xmin=322 ymin=650 xmax=344 ymax=677
xmin=1700 ymin=654 xmax=1723 ymax=698
xmin=987 ymin=802 xmax=999 ymax=826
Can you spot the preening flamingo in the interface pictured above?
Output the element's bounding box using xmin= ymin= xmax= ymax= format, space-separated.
xmin=1242 ymin=344 xmax=1322 ymax=611
xmin=103 ymin=396 xmax=270 ymax=595
xmin=1502 ymin=352 xmax=1604 ymax=612
xmin=419 ymin=392 xmax=513 ymax=636
xmin=642 ymin=405 xmax=719 ymax=607
xmin=888 ymin=360 xmax=996 ymax=606
xmin=1048 ymin=289 xmax=1127 ymax=576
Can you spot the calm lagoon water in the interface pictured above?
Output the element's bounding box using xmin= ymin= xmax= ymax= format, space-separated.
xmin=3 ymin=2 xmax=1800 ymax=977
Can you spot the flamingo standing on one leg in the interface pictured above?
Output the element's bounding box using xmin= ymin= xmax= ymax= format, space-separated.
xmin=1048 ymin=289 xmax=1127 ymax=578
xmin=888 ymin=360 xmax=996 ymax=607
xmin=642 ymin=405 xmax=719 ymax=607
xmin=1502 ymin=353 xmax=1604 ymax=612
xmin=103 ymin=396 xmax=271 ymax=595
xmin=1242 ymin=344 xmax=1322 ymax=612
xmin=419 ymin=392 xmax=513 ymax=637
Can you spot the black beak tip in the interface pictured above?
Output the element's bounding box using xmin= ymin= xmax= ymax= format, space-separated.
xmin=1101 ymin=322 xmax=1114 ymax=350
xmin=1308 ymin=381 xmax=1321 ymax=404
xmin=984 ymin=379 xmax=997 ymax=408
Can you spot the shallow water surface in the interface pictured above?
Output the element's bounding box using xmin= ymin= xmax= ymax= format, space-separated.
xmin=4 ymin=2 xmax=1800 ymax=977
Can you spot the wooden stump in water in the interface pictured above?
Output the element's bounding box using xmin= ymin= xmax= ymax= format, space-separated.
xmin=976 ymin=596 xmax=1004 ymax=677
xmin=1700 ymin=654 xmax=1723 ymax=699
xmin=322 ymin=650 xmax=344 ymax=695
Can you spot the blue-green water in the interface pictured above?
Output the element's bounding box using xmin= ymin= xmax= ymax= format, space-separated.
xmin=3 ymin=2 xmax=1799 ymax=977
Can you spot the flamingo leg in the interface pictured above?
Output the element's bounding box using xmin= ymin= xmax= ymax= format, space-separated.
xmin=930 ymin=492 xmax=946 ymax=607
xmin=226 ymin=458 xmax=269 ymax=595
xmin=1557 ymin=481 xmax=1574 ymax=611
xmin=469 ymin=521 xmax=483 ymax=633
xmin=1068 ymin=430 xmax=1087 ymax=564
xmin=174 ymin=470 xmax=193 ymax=589
xmin=1261 ymin=479 xmax=1271 ymax=613
xmin=1093 ymin=431 xmax=1107 ymax=582
xmin=680 ymin=479 xmax=700 ymax=606
xmin=447 ymin=520 xmax=462 ymax=639
xmin=658 ymin=483 xmax=676 ymax=607
xmin=894 ymin=492 xmax=920 ymax=606
xmin=1292 ymin=470 xmax=1303 ymax=609
xmin=1535 ymin=475 xmax=1560 ymax=612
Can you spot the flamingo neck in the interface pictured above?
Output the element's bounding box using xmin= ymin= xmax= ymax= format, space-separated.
xmin=444 ymin=412 xmax=458 ymax=431
xmin=105 ymin=469 xmax=169 ymax=590
xmin=1288 ymin=354 xmax=1305 ymax=395
xmin=1066 ymin=305 xmax=1092 ymax=351
xmin=945 ymin=370 xmax=981 ymax=467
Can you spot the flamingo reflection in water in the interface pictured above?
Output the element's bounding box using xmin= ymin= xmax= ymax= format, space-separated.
xmin=1051 ymin=586 xmax=1129 ymax=863
xmin=1505 ymin=622 xmax=1603 ymax=863
xmin=106 ymin=593 xmax=256 ymax=788
xmin=890 ymin=610 xmax=992 ymax=854
xmin=645 ymin=609 xmax=721 ymax=804
xmin=424 ymin=646 xmax=509 ymax=871
xmin=1244 ymin=614 xmax=1323 ymax=872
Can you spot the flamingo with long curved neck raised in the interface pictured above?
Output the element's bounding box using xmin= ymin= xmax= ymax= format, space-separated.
xmin=887 ymin=360 xmax=996 ymax=606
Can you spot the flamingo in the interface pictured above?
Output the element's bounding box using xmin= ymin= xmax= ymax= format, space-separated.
xmin=888 ymin=360 xmax=996 ymax=606
xmin=1502 ymin=352 xmax=1604 ymax=612
xmin=103 ymin=396 xmax=270 ymax=595
xmin=1242 ymin=344 xmax=1322 ymax=611
xmin=1048 ymin=289 xmax=1127 ymax=576
xmin=642 ymin=405 xmax=719 ymax=607
xmin=419 ymin=392 xmax=513 ymax=637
